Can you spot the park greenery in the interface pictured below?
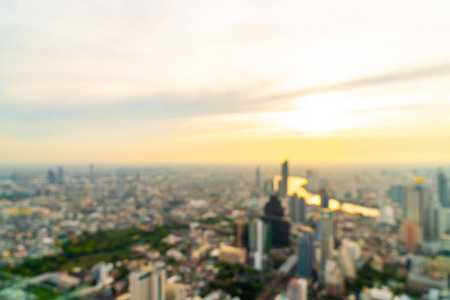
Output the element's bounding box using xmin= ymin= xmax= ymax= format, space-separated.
xmin=0 ymin=226 xmax=175 ymax=277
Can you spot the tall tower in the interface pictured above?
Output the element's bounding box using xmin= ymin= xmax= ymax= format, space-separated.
xmin=290 ymin=194 xmax=306 ymax=224
xmin=405 ymin=178 xmax=432 ymax=241
xmin=248 ymin=219 xmax=272 ymax=271
xmin=320 ymin=188 xmax=329 ymax=209
xmin=256 ymin=166 xmax=261 ymax=189
xmin=281 ymin=160 xmax=289 ymax=197
xmin=130 ymin=262 xmax=167 ymax=300
xmin=438 ymin=169 xmax=449 ymax=208
xmin=320 ymin=209 xmax=334 ymax=269
xmin=58 ymin=166 xmax=64 ymax=184
xmin=287 ymin=278 xmax=308 ymax=300
xmin=297 ymin=233 xmax=312 ymax=278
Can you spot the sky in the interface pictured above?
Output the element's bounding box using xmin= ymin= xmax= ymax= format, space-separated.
xmin=1 ymin=0 xmax=450 ymax=164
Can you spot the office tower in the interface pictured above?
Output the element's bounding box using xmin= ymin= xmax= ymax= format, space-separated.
xmin=390 ymin=185 xmax=405 ymax=205
xmin=319 ymin=188 xmax=329 ymax=209
xmin=290 ymin=194 xmax=306 ymax=224
xmin=400 ymin=221 xmax=422 ymax=251
xmin=249 ymin=219 xmax=272 ymax=271
xmin=299 ymin=226 xmax=315 ymax=275
xmin=380 ymin=205 xmax=395 ymax=225
xmin=438 ymin=207 xmax=450 ymax=236
xmin=296 ymin=233 xmax=312 ymax=278
xmin=264 ymin=179 xmax=274 ymax=196
xmin=428 ymin=199 xmax=441 ymax=240
xmin=405 ymin=180 xmax=432 ymax=241
xmin=324 ymin=260 xmax=345 ymax=297
xmin=281 ymin=160 xmax=289 ymax=196
xmin=378 ymin=190 xmax=387 ymax=209
xmin=341 ymin=239 xmax=361 ymax=262
xmin=438 ymin=169 xmax=449 ymax=207
xmin=166 ymin=283 xmax=190 ymax=300
xmin=218 ymin=244 xmax=246 ymax=265
xmin=337 ymin=247 xmax=356 ymax=280
xmin=89 ymin=164 xmax=94 ymax=181
xmin=287 ymin=278 xmax=308 ymax=300
xmin=256 ymin=166 xmax=261 ymax=189
xmin=264 ymin=194 xmax=290 ymax=248
xmin=130 ymin=262 xmax=166 ymax=300
xmin=234 ymin=219 xmax=248 ymax=248
xmin=47 ymin=170 xmax=56 ymax=184
xmin=57 ymin=166 xmax=64 ymax=184
xmin=320 ymin=209 xmax=334 ymax=269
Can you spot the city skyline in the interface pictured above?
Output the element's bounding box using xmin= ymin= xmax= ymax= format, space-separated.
xmin=1 ymin=0 xmax=450 ymax=164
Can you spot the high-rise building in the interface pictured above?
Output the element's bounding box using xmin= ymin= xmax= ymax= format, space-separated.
xmin=166 ymin=283 xmax=190 ymax=300
xmin=299 ymin=226 xmax=315 ymax=275
xmin=234 ymin=219 xmax=248 ymax=248
xmin=400 ymin=221 xmax=422 ymax=251
xmin=287 ymin=278 xmax=308 ymax=300
xmin=390 ymin=185 xmax=405 ymax=205
xmin=405 ymin=179 xmax=432 ymax=241
xmin=47 ymin=170 xmax=56 ymax=184
xmin=264 ymin=195 xmax=290 ymax=248
xmin=438 ymin=169 xmax=449 ymax=208
xmin=324 ymin=260 xmax=345 ymax=297
xmin=320 ymin=209 xmax=334 ymax=269
xmin=256 ymin=166 xmax=261 ymax=189
xmin=341 ymin=239 xmax=361 ymax=262
xmin=57 ymin=166 xmax=64 ymax=184
xmin=290 ymin=194 xmax=306 ymax=224
xmin=337 ymin=247 xmax=356 ymax=280
xmin=130 ymin=262 xmax=166 ymax=300
xmin=296 ymin=233 xmax=312 ymax=278
xmin=319 ymin=188 xmax=329 ymax=209
xmin=281 ymin=160 xmax=289 ymax=197
xmin=218 ymin=244 xmax=246 ymax=265
xmin=249 ymin=219 xmax=272 ymax=271
xmin=264 ymin=179 xmax=274 ymax=196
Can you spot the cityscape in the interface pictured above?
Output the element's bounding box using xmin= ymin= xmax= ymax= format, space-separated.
xmin=2 ymin=0 xmax=450 ymax=299
xmin=0 ymin=162 xmax=449 ymax=299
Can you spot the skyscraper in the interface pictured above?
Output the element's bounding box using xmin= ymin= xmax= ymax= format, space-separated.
xmin=234 ymin=219 xmax=248 ymax=248
xmin=319 ymin=188 xmax=329 ymax=209
xmin=130 ymin=262 xmax=166 ymax=300
xmin=264 ymin=194 xmax=290 ymax=248
xmin=299 ymin=226 xmax=315 ymax=276
xmin=256 ymin=166 xmax=261 ymax=189
xmin=290 ymin=194 xmax=306 ymax=224
xmin=248 ymin=219 xmax=272 ymax=271
xmin=58 ymin=166 xmax=64 ymax=184
xmin=47 ymin=170 xmax=56 ymax=184
xmin=264 ymin=179 xmax=274 ymax=196
xmin=405 ymin=179 xmax=432 ymax=241
xmin=287 ymin=278 xmax=308 ymax=300
xmin=281 ymin=160 xmax=289 ymax=197
xmin=320 ymin=209 xmax=334 ymax=269
xmin=296 ymin=233 xmax=312 ymax=278
xmin=438 ymin=169 xmax=449 ymax=207
xmin=390 ymin=185 xmax=405 ymax=205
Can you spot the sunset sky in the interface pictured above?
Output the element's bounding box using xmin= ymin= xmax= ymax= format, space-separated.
xmin=1 ymin=0 xmax=450 ymax=164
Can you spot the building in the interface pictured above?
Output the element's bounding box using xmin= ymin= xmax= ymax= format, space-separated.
xmin=47 ymin=170 xmax=56 ymax=184
xmin=438 ymin=169 xmax=449 ymax=207
xmin=58 ymin=166 xmax=64 ymax=184
xmin=249 ymin=219 xmax=272 ymax=271
xmin=379 ymin=205 xmax=395 ymax=225
xmin=281 ymin=160 xmax=289 ymax=197
xmin=299 ymin=226 xmax=315 ymax=276
xmin=264 ymin=194 xmax=290 ymax=248
xmin=296 ymin=233 xmax=311 ymax=278
xmin=256 ymin=166 xmax=261 ymax=189
xmin=287 ymin=278 xmax=307 ymax=300
xmin=234 ymin=219 xmax=248 ymax=248
xmin=324 ymin=260 xmax=345 ymax=297
xmin=341 ymin=239 xmax=361 ymax=262
xmin=290 ymin=194 xmax=306 ymax=224
xmin=166 ymin=283 xmax=190 ymax=300
xmin=319 ymin=188 xmax=329 ymax=209
xmin=191 ymin=244 xmax=212 ymax=261
xmin=337 ymin=247 xmax=356 ymax=280
xmin=218 ymin=244 xmax=246 ymax=265
xmin=400 ymin=221 xmax=422 ymax=251
xmin=264 ymin=179 xmax=274 ymax=196
xmin=320 ymin=209 xmax=334 ymax=269
xmin=129 ymin=262 xmax=166 ymax=300
xmin=390 ymin=185 xmax=405 ymax=205
xmin=405 ymin=179 xmax=432 ymax=241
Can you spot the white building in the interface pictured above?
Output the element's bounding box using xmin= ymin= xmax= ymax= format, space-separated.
xmin=287 ymin=278 xmax=307 ymax=300
xmin=130 ymin=262 xmax=166 ymax=300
